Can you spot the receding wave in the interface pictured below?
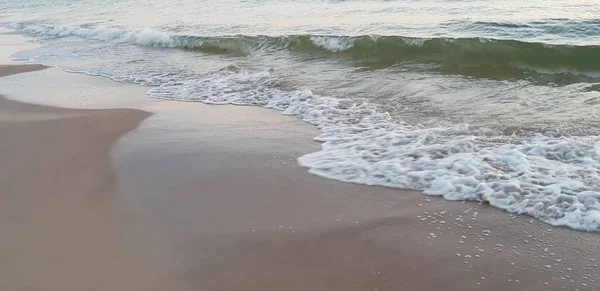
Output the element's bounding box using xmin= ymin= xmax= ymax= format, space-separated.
xmin=10 ymin=23 xmax=600 ymax=75
xmin=144 ymin=68 xmax=600 ymax=232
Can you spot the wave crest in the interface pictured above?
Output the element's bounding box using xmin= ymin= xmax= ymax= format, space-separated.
xmin=10 ymin=23 xmax=600 ymax=73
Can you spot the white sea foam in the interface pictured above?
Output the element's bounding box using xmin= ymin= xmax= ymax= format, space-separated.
xmin=403 ymin=37 xmax=428 ymax=46
xmin=148 ymin=69 xmax=600 ymax=231
xmin=9 ymin=23 xmax=175 ymax=47
xmin=10 ymin=23 xmax=360 ymax=52
xmin=10 ymin=23 xmax=359 ymax=53
xmin=309 ymin=36 xmax=356 ymax=52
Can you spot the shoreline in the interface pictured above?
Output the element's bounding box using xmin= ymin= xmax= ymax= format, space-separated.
xmin=1 ymin=45 xmax=600 ymax=290
xmin=111 ymin=91 xmax=600 ymax=291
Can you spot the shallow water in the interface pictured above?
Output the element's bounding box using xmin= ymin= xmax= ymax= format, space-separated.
xmin=1 ymin=0 xmax=600 ymax=230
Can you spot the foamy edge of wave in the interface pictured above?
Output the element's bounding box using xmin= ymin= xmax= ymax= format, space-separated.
xmin=145 ymin=69 xmax=600 ymax=231
xmin=6 ymin=23 xmax=361 ymax=52
xmin=8 ymin=23 xmax=176 ymax=47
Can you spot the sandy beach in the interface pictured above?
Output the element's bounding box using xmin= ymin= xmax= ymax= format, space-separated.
xmin=2 ymin=46 xmax=600 ymax=291
xmin=0 ymin=67 xmax=176 ymax=290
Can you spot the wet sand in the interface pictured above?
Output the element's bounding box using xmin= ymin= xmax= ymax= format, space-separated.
xmin=1 ymin=59 xmax=600 ymax=290
xmin=0 ymin=64 xmax=46 ymax=77
xmin=113 ymin=101 xmax=600 ymax=291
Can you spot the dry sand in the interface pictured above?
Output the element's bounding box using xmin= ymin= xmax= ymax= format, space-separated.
xmin=0 ymin=65 xmax=183 ymax=291
xmin=1 ymin=64 xmax=600 ymax=290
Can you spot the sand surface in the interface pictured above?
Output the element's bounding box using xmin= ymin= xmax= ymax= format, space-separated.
xmin=0 ymin=66 xmax=183 ymax=291
xmin=113 ymin=101 xmax=600 ymax=291
xmin=1 ymin=48 xmax=600 ymax=290
xmin=0 ymin=64 xmax=46 ymax=77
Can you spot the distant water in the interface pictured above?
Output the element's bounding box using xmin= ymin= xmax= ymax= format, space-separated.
xmin=2 ymin=0 xmax=600 ymax=230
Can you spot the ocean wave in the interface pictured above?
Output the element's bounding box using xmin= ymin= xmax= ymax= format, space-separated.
xmin=445 ymin=18 xmax=600 ymax=39
xmin=10 ymin=23 xmax=175 ymax=47
xmin=9 ymin=23 xmax=600 ymax=74
xmin=147 ymin=68 xmax=600 ymax=231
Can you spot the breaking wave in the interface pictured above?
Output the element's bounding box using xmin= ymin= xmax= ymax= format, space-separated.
xmin=10 ymin=23 xmax=600 ymax=74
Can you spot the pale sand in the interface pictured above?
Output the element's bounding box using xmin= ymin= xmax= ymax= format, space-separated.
xmin=0 ymin=30 xmax=41 ymax=66
xmin=0 ymin=66 xmax=183 ymax=291
xmin=2 ymin=55 xmax=600 ymax=290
